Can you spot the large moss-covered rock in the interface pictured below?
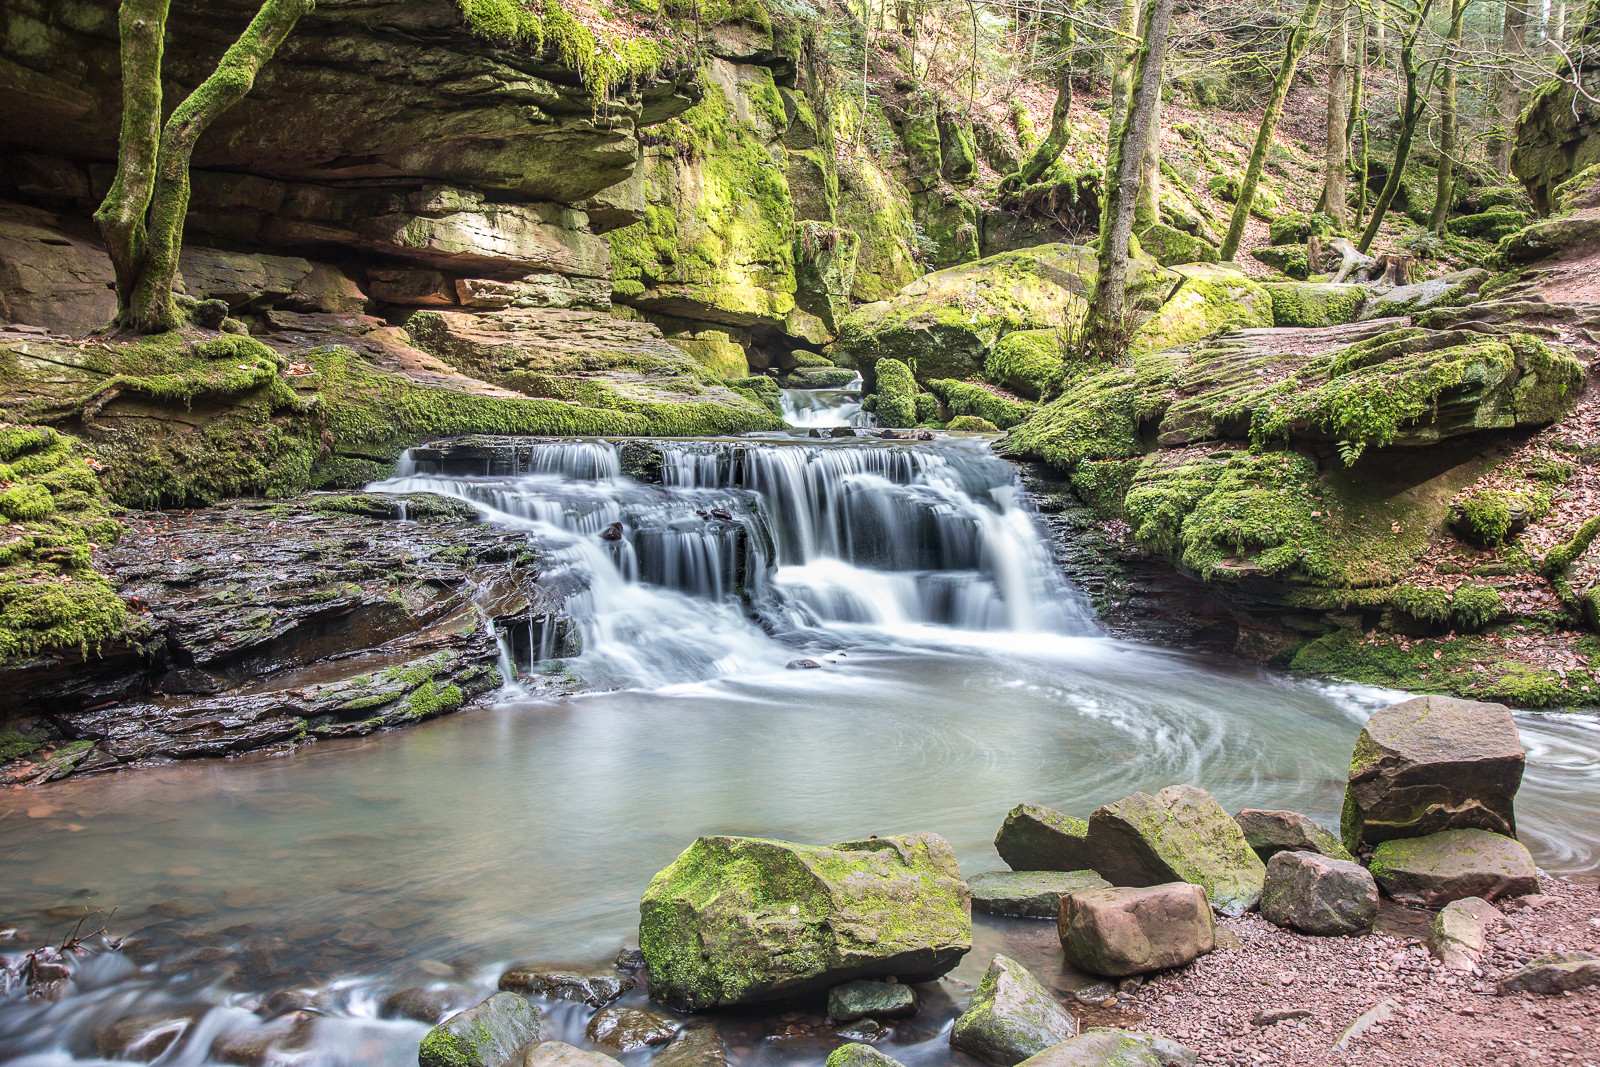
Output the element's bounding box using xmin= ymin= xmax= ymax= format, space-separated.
xmin=1368 ymin=829 xmax=1539 ymax=907
xmin=1512 ymin=68 xmax=1600 ymax=212
xmin=995 ymin=803 xmax=1095 ymax=872
xmin=1131 ymin=264 xmax=1271 ymax=355
xmin=986 ymin=330 xmax=1065 ymax=400
xmin=638 ymin=833 xmax=971 ymax=1010
xmin=1085 ymin=785 xmax=1266 ymax=917
xmin=418 ymin=993 xmax=545 ymax=1067
xmin=1341 ymin=695 xmax=1525 ymax=853
xmin=1263 ymin=282 xmax=1366 ymax=327
xmin=836 ymin=157 xmax=921 ymax=302
xmin=950 ymin=955 xmax=1078 ymax=1066
xmin=1135 ymin=222 xmax=1218 ymax=267
xmin=1015 ymin=1029 xmax=1197 ymax=1067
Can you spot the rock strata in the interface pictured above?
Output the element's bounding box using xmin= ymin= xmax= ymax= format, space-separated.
xmin=1058 ymin=883 xmax=1216 ymax=977
xmin=950 ymin=954 xmax=1079 ymax=1066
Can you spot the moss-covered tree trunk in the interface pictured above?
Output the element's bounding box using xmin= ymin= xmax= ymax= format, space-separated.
xmin=1087 ymin=0 xmax=1173 ymax=348
xmin=1104 ymin=0 xmax=1142 ymax=157
xmin=95 ymin=0 xmax=314 ymax=334
xmin=1324 ymin=0 xmax=1350 ymax=229
xmin=1135 ymin=90 xmax=1162 ymax=229
xmin=1007 ymin=7 xmax=1078 ymax=190
xmin=1351 ymin=9 xmax=1369 ymax=226
xmin=1218 ymin=0 xmax=1327 ymax=261
xmin=1431 ymin=0 xmax=1468 ymax=236
xmin=1489 ymin=0 xmax=1528 ymax=175
xmin=1357 ymin=0 xmax=1434 ymax=253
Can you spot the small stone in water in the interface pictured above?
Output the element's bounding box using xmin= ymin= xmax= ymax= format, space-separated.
xmin=600 ymin=522 xmax=624 ymax=541
xmin=786 ymin=659 xmax=823 ymax=669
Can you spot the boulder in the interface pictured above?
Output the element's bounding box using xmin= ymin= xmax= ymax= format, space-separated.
xmin=1261 ymin=282 xmax=1366 ymax=327
xmin=1058 ymin=883 xmax=1216 ymax=978
xmin=522 ymin=1043 xmax=624 ymax=1067
xmin=949 ymin=955 xmax=1079 ymax=1066
xmin=638 ymin=833 xmax=971 ymax=1010
xmin=969 ymin=871 xmax=1111 ymax=919
xmin=585 ymin=1007 xmax=679 ymax=1051
xmin=1085 ymin=785 xmax=1267 ymax=917
xmin=1358 ymin=268 xmax=1487 ymax=321
xmin=1258 ymin=850 xmax=1378 ymax=936
xmin=498 ymin=965 xmax=634 ymax=1008
xmin=1368 ymin=829 xmax=1539 ymax=907
xmin=995 ymin=803 xmax=1095 ymax=872
xmin=652 ymin=1025 xmax=729 ymax=1067
xmin=418 ymin=993 xmax=546 ymax=1067
xmin=826 ymin=1044 xmax=906 ymax=1067
xmin=1233 ymin=810 xmax=1352 ymax=862
xmin=1015 ymin=1029 xmax=1198 ymax=1067
xmin=1341 ymin=695 xmax=1525 ymax=853
xmin=1496 ymin=952 xmax=1600 ymax=995
xmin=1428 ymin=897 xmax=1506 ymax=971
xmin=1132 ymin=264 xmax=1273 ymax=356
xmin=1250 ymin=244 xmax=1310 ymax=280
xmin=827 ymin=979 xmax=917 ymax=1022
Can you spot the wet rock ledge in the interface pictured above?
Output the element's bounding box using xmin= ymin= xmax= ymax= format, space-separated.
xmin=0 ymin=490 xmax=569 ymax=784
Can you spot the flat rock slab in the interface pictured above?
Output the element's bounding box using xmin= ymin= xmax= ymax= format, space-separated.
xmin=1015 ymin=1028 xmax=1198 ymax=1067
xmin=1059 ymin=883 xmax=1216 ymax=978
xmin=1233 ymin=810 xmax=1352 ymax=862
xmin=419 ymin=993 xmax=545 ymax=1067
xmin=1341 ymin=695 xmax=1524 ymax=853
xmin=1259 ymin=850 xmax=1378 ymax=936
xmin=951 ymin=954 xmax=1079 ymax=1066
xmin=995 ymin=804 xmax=1095 ymax=872
xmin=1497 ymin=952 xmax=1600 ymax=995
xmin=639 ymin=833 xmax=971 ymax=1010
xmin=498 ymin=965 xmax=634 ymax=1008
xmin=969 ymin=870 xmax=1111 ymax=919
xmin=522 ymin=1042 xmax=625 ymax=1067
xmin=1369 ymin=829 xmax=1539 ymax=907
xmin=1086 ymin=785 xmax=1266 ymax=917
xmin=827 ymin=979 xmax=917 ymax=1022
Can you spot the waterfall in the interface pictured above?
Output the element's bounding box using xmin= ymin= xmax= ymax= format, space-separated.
xmin=373 ymin=437 xmax=1096 ymax=690
xmin=778 ymin=374 xmax=874 ymax=428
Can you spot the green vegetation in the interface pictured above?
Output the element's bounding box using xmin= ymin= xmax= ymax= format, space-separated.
xmin=926 ymin=379 xmax=1033 ymax=430
xmin=456 ymin=0 xmax=665 ymax=98
xmin=871 ymin=358 xmax=919 ymax=428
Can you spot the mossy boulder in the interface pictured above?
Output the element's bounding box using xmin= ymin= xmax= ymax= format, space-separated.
xmin=1135 ymin=222 xmax=1218 ymax=267
xmin=947 ymin=415 xmax=1001 ymax=432
xmin=949 ymin=954 xmax=1078 ymax=1066
xmin=1268 ymin=212 xmax=1337 ymax=246
xmin=928 ymin=380 xmax=1033 ymax=429
xmin=418 ymin=992 xmax=546 ymax=1067
xmin=827 ymin=1044 xmax=906 ymax=1067
xmin=986 ymin=330 xmax=1065 ymax=400
xmin=1451 ymin=207 xmax=1529 ymax=242
xmin=1493 ymin=214 xmax=1600 ymax=265
xmin=1368 ymin=829 xmax=1539 ymax=907
xmin=1341 ymin=695 xmax=1525 ymax=853
xmin=637 ymin=833 xmax=971 ymax=1011
xmin=872 ymin=358 xmax=919 ymax=428
xmin=1249 ymin=244 xmax=1310 ymax=280
xmin=1131 ymin=264 xmax=1272 ymax=355
xmin=1511 ymin=69 xmax=1600 ymax=212
xmin=1085 ymin=785 xmax=1267 ymax=917
xmin=994 ymin=802 xmax=1095 ymax=872
xmin=1263 ymin=282 xmax=1366 ymax=327
xmin=1015 ymin=1029 xmax=1197 ymax=1067
xmin=1359 ymin=268 xmax=1487 ymax=321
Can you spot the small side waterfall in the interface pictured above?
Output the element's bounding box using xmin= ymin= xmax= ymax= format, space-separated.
xmin=375 ymin=437 xmax=1095 ymax=690
xmin=779 ymin=373 xmax=873 ymax=428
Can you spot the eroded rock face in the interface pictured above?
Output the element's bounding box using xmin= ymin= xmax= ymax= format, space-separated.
xmin=0 ymin=203 xmax=115 ymax=335
xmin=638 ymin=834 xmax=971 ymax=1010
xmin=1085 ymin=786 xmax=1266 ymax=917
xmin=1341 ymin=695 xmax=1525 ymax=853
xmin=1258 ymin=851 xmax=1378 ymax=936
xmin=949 ymin=955 xmax=1078 ymax=1066
xmin=995 ymin=803 xmax=1095 ymax=872
xmin=1513 ymin=66 xmax=1600 ymax=213
xmin=1369 ymin=829 xmax=1540 ymax=907
xmin=418 ymin=993 xmax=545 ymax=1067
xmin=1057 ymin=884 xmax=1216 ymax=978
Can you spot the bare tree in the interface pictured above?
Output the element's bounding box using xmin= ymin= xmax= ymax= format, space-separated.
xmin=1431 ymin=0 xmax=1471 ymax=235
xmin=96 ymin=0 xmax=314 ymax=333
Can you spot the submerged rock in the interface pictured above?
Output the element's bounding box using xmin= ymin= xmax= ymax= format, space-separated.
xmin=638 ymin=833 xmax=971 ymax=1010
xmin=994 ymin=803 xmax=1095 ymax=872
xmin=381 ymin=986 xmax=473 ymax=1024
xmin=1058 ymin=884 xmax=1216 ymax=977
xmin=1368 ymin=829 xmax=1539 ymax=907
xmin=1233 ymin=810 xmax=1352 ymax=862
xmin=1258 ymin=851 xmax=1378 ymax=936
xmin=968 ymin=870 xmax=1111 ymax=919
xmin=1341 ymin=696 xmax=1525 ymax=853
xmin=950 ymin=954 xmax=1078 ymax=1066
xmin=585 ymin=1007 xmax=679 ymax=1051
xmin=827 ymin=979 xmax=917 ymax=1022
xmin=418 ymin=993 xmax=546 ymax=1067
xmin=652 ymin=1025 xmax=729 ymax=1067
xmin=498 ymin=965 xmax=634 ymax=1008
xmin=1015 ymin=1029 xmax=1198 ymax=1067
xmin=1085 ymin=785 xmax=1266 ymax=917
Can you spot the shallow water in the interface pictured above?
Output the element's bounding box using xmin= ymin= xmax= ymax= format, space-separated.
xmin=2 ymin=436 xmax=1598 ymax=1066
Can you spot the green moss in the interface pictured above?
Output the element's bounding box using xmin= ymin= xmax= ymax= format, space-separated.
xmin=1391 ymin=584 xmax=1451 ymax=625
xmin=926 ymin=379 xmax=1033 ymax=430
xmin=1456 ymin=485 xmax=1552 ymax=546
xmin=871 ymin=358 xmax=918 ymax=428
xmin=1132 ymin=268 xmax=1274 ymax=355
xmin=1263 ymin=283 xmax=1367 ymax=328
xmin=946 ymin=415 xmax=1000 ymax=432
xmin=0 ymin=726 xmax=48 ymax=762
xmin=999 ymin=346 xmax=1182 ymax=471
xmin=985 ymin=329 xmax=1065 ymax=400
xmin=455 ymin=0 xmax=665 ymax=99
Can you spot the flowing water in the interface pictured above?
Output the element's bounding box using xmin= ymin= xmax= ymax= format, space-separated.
xmin=3 ymin=433 xmax=1600 ymax=1067
xmin=778 ymin=376 xmax=871 ymax=429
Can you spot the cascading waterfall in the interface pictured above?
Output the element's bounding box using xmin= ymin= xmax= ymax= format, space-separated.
xmin=375 ymin=437 xmax=1096 ymax=690
xmin=778 ymin=373 xmax=873 ymax=428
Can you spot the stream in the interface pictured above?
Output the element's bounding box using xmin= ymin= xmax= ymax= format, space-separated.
xmin=2 ymin=390 xmax=1600 ymax=1066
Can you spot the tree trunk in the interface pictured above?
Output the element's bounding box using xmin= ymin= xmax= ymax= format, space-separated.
xmin=1324 ymin=0 xmax=1350 ymax=229
xmin=1352 ymin=10 xmax=1369 ymax=225
xmin=1357 ymin=1 xmax=1434 ymax=254
xmin=1007 ymin=7 xmax=1077 ymax=189
xmin=1104 ymin=0 xmax=1142 ymax=155
xmin=1489 ymin=0 xmax=1529 ymax=175
xmin=1088 ymin=0 xmax=1175 ymax=346
xmin=1135 ymin=90 xmax=1162 ymax=229
xmin=1218 ymin=0 xmax=1328 ymax=261
xmin=94 ymin=0 xmax=173 ymax=328
xmin=1432 ymin=0 xmax=1468 ymax=235
xmin=96 ymin=0 xmax=314 ymax=333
